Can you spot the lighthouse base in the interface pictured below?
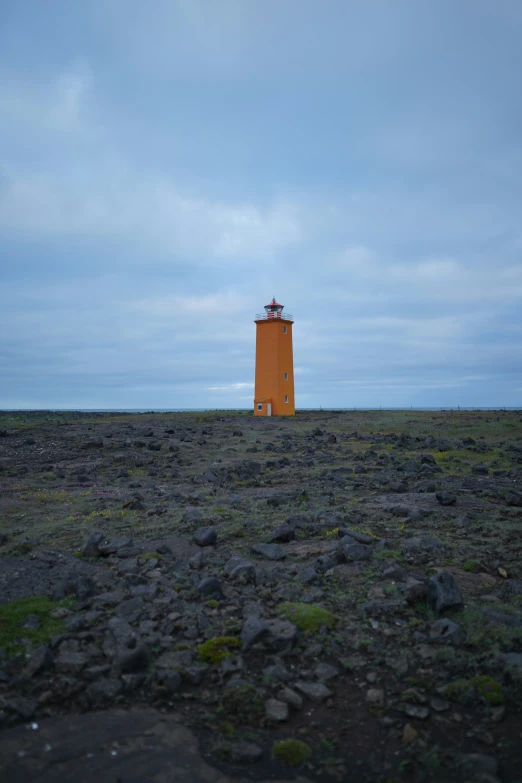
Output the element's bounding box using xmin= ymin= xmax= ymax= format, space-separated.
xmin=254 ymin=398 xmax=272 ymax=416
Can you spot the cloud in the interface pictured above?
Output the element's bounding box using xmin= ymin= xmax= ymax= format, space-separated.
xmin=0 ymin=1 xmax=521 ymax=408
xmin=208 ymin=382 xmax=254 ymax=392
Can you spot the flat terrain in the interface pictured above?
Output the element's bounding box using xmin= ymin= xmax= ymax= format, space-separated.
xmin=0 ymin=409 xmax=521 ymax=782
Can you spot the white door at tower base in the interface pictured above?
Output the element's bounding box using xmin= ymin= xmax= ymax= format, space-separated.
xmin=267 ymin=403 xmax=272 ymax=416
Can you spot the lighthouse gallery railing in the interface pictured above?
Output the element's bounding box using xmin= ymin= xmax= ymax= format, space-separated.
xmin=254 ymin=312 xmax=294 ymax=322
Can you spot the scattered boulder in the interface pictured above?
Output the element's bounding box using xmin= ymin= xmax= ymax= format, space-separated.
xmin=505 ymin=490 xmax=522 ymax=507
xmin=427 ymin=571 xmax=463 ymax=615
xmin=81 ymin=531 xmax=105 ymax=558
xmin=436 ymin=491 xmax=457 ymax=506
xmin=193 ymin=528 xmax=217 ymax=547
xmin=270 ymin=524 xmax=295 ymax=543
xmin=251 ymin=543 xmax=286 ymax=560
xmin=429 ymin=618 xmax=465 ymax=646
xmin=197 ymin=577 xmax=223 ymax=598
xmin=343 ymin=543 xmax=373 ymax=562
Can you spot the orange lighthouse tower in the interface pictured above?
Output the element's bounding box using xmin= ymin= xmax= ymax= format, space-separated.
xmin=254 ymin=298 xmax=295 ymax=416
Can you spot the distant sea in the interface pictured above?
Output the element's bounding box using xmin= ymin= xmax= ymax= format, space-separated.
xmin=21 ymin=406 xmax=522 ymax=413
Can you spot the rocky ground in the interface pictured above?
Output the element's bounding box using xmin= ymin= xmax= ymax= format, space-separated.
xmin=0 ymin=408 xmax=521 ymax=782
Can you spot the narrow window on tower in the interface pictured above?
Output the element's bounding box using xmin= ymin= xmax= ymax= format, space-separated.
xmin=284 ymin=372 xmax=288 ymax=380
xmin=283 ymin=326 xmax=287 ymax=334
xmin=257 ymin=403 xmax=263 ymax=411
xmin=285 ymin=395 xmax=289 ymax=403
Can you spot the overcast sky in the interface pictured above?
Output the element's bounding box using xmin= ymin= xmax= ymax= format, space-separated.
xmin=1 ymin=1 xmax=521 ymax=410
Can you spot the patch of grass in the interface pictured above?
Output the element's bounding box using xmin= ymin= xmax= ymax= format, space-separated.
xmin=460 ymin=605 xmax=522 ymax=649
xmin=272 ymin=739 xmax=312 ymax=767
xmin=0 ymin=595 xmax=73 ymax=655
xmin=198 ymin=636 xmax=240 ymax=664
xmin=462 ymin=559 xmax=481 ymax=573
xmin=472 ymin=675 xmax=503 ymax=705
xmin=374 ymin=549 xmax=403 ymax=562
xmin=278 ymin=602 xmax=336 ymax=632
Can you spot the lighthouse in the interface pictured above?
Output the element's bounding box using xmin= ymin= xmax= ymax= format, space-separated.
xmin=254 ymin=298 xmax=295 ymax=416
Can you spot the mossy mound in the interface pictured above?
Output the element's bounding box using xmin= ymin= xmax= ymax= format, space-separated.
xmin=0 ymin=595 xmax=72 ymax=656
xmin=473 ymin=675 xmax=504 ymax=705
xmin=272 ymin=739 xmax=312 ymax=767
xmin=277 ymin=602 xmax=336 ymax=632
xmin=198 ymin=636 xmax=240 ymax=664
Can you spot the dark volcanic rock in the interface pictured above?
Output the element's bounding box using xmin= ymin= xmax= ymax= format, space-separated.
xmin=429 ymin=618 xmax=465 ymax=646
xmin=427 ymin=571 xmax=463 ymax=615
xmin=270 ymin=523 xmax=295 ymax=542
xmin=505 ymin=490 xmax=522 ymax=507
xmin=193 ymin=527 xmax=217 ymax=547
xmin=436 ymin=491 xmax=457 ymax=506
xmin=81 ymin=531 xmax=105 ymax=558
xmin=251 ymin=543 xmax=287 ymax=560
xmin=197 ymin=577 xmax=223 ymax=598
xmin=0 ymin=708 xmax=245 ymax=783
xmin=343 ymin=543 xmax=373 ymax=562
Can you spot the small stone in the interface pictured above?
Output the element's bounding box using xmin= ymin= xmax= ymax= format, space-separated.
xmin=56 ymin=651 xmax=88 ymax=674
xmin=298 ymin=567 xmax=318 ymax=584
xmin=193 ymin=528 xmax=217 ymax=547
xmin=278 ymin=687 xmax=303 ymax=710
xmin=402 ymin=704 xmax=429 ymax=719
xmin=197 ymin=577 xmax=223 ymax=598
xmin=366 ymin=688 xmax=385 ymax=705
xmin=315 ymin=662 xmax=340 ymax=681
xmin=402 ymin=723 xmax=418 ymax=743
xmin=183 ymin=665 xmax=207 ymax=685
xmin=505 ymin=490 xmax=522 ymax=507
xmin=271 ymin=524 xmax=295 ymax=543
xmin=81 ymin=531 xmax=105 ymax=557
xmin=429 ymin=618 xmax=465 ymax=646
xmin=338 ymin=528 xmax=374 ymax=544
xmin=2 ymin=695 xmax=37 ymax=719
xmin=343 ymin=543 xmax=373 ymax=562
xmin=265 ymin=698 xmax=289 ymax=722
xmin=87 ymin=678 xmax=123 ymax=703
xmin=262 ymin=663 xmax=292 ymax=683
xmin=436 ymin=491 xmax=457 ymax=506
xmin=264 ymin=619 xmax=298 ymax=651
xmin=294 ymin=681 xmax=332 ymax=703
xmin=251 ymin=543 xmax=287 ymax=560
xmin=430 ymin=697 xmax=451 ymax=712
xmin=114 ymin=642 xmax=150 ymax=673
xmin=241 ymin=616 xmax=267 ymax=651
xmin=23 ymin=645 xmax=54 ymax=678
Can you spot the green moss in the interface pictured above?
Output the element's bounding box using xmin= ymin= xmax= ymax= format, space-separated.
xmin=206 ymin=599 xmax=219 ymax=609
xmin=198 ymin=636 xmax=240 ymax=664
xmin=446 ymin=679 xmax=473 ymax=703
xmin=221 ymin=720 xmax=236 ymax=739
xmin=462 ymin=559 xmax=481 ymax=573
xmin=272 ymin=739 xmax=312 ymax=767
xmin=0 ymin=595 xmax=71 ymax=656
xmin=277 ymin=602 xmax=336 ymax=632
xmin=473 ymin=675 xmax=504 ymax=705
xmin=221 ymin=684 xmax=264 ymax=726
